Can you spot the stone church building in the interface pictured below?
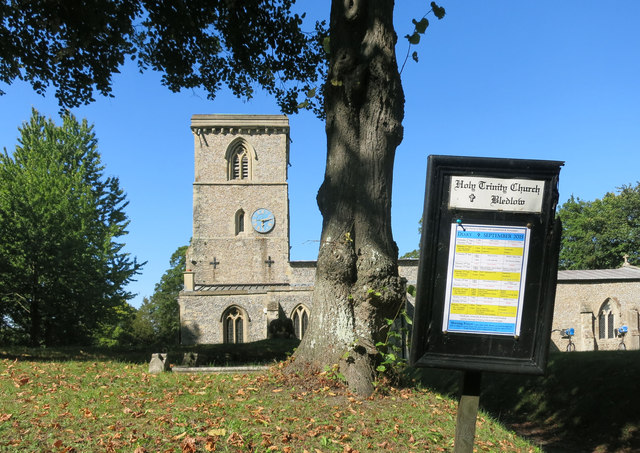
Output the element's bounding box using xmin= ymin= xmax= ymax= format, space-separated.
xmin=178 ymin=114 xmax=639 ymax=352
xmin=178 ymin=114 xmax=417 ymax=345
xmin=551 ymin=262 xmax=640 ymax=352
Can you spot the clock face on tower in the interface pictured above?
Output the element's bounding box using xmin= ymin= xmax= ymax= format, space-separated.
xmin=251 ymin=208 xmax=275 ymax=233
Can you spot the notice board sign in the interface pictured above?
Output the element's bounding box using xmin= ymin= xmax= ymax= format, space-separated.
xmin=410 ymin=156 xmax=563 ymax=374
xmin=443 ymin=224 xmax=531 ymax=337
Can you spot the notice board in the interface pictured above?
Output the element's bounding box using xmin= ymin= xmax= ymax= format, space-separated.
xmin=410 ymin=156 xmax=563 ymax=374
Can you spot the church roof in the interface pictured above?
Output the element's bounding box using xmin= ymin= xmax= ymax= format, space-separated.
xmin=193 ymin=282 xmax=312 ymax=293
xmin=558 ymin=264 xmax=640 ymax=282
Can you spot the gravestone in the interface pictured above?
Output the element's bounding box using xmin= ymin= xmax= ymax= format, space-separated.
xmin=148 ymin=353 xmax=170 ymax=374
xmin=182 ymin=352 xmax=199 ymax=367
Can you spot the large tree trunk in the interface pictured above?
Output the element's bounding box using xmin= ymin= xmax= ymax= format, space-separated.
xmin=293 ymin=0 xmax=405 ymax=396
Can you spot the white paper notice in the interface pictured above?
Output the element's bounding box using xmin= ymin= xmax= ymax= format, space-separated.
xmin=449 ymin=176 xmax=545 ymax=213
xmin=442 ymin=224 xmax=530 ymax=336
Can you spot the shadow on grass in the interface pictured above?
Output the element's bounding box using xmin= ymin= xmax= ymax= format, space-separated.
xmin=410 ymin=350 xmax=640 ymax=453
xmin=0 ymin=338 xmax=300 ymax=367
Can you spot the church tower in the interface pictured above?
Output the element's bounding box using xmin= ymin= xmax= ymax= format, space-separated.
xmin=179 ymin=114 xmax=315 ymax=345
xmin=185 ymin=114 xmax=291 ymax=286
xmin=178 ymin=113 xmax=415 ymax=345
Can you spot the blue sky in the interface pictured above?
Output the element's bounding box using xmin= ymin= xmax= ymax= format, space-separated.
xmin=1 ymin=2 xmax=639 ymax=307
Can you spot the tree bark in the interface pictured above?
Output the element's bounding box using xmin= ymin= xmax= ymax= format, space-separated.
xmin=293 ymin=0 xmax=405 ymax=396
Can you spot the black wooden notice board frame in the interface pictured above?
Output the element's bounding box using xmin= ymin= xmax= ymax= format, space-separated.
xmin=410 ymin=155 xmax=564 ymax=374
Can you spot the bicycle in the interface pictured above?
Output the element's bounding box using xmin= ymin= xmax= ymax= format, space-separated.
xmin=618 ymin=325 xmax=628 ymax=350
xmin=553 ymin=328 xmax=576 ymax=352
xmin=566 ymin=337 xmax=576 ymax=352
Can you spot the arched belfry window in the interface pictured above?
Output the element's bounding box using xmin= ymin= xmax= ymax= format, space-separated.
xmin=291 ymin=305 xmax=310 ymax=340
xmin=235 ymin=209 xmax=245 ymax=235
xmin=222 ymin=306 xmax=247 ymax=344
xmin=232 ymin=151 xmax=248 ymax=179
xmin=225 ymin=138 xmax=256 ymax=181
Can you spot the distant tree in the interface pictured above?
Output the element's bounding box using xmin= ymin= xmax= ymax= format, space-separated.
xmin=558 ymin=183 xmax=640 ymax=270
xmin=130 ymin=297 xmax=156 ymax=345
xmin=92 ymin=302 xmax=137 ymax=348
xmin=131 ymin=245 xmax=187 ymax=345
xmin=0 ymin=0 xmax=445 ymax=395
xmin=401 ymin=249 xmax=420 ymax=259
xmin=0 ymin=109 xmax=143 ymax=346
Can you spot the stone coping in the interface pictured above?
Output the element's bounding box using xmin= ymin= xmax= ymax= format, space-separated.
xmin=191 ymin=114 xmax=289 ymax=134
xmin=191 ymin=114 xmax=288 ymax=127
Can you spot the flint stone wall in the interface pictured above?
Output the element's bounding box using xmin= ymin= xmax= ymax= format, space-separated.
xmin=552 ymin=279 xmax=640 ymax=352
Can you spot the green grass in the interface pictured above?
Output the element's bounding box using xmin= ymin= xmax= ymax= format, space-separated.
xmin=413 ymin=350 xmax=640 ymax=452
xmin=0 ymin=344 xmax=539 ymax=452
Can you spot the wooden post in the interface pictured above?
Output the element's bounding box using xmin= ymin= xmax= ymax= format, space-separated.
xmin=454 ymin=371 xmax=482 ymax=453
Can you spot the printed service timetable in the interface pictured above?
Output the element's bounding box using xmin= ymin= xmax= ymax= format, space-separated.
xmin=442 ymin=224 xmax=531 ymax=336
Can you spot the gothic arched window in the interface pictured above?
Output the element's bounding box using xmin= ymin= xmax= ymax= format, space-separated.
xmin=226 ymin=139 xmax=255 ymax=181
xmin=291 ymin=305 xmax=310 ymax=340
xmin=608 ymin=312 xmax=615 ymax=338
xmin=223 ymin=306 xmax=246 ymax=344
xmin=597 ymin=299 xmax=617 ymax=340
xmin=231 ymin=150 xmax=249 ymax=179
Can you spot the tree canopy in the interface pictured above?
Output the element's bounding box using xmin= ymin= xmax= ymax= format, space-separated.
xmin=558 ymin=183 xmax=640 ymax=270
xmin=0 ymin=109 xmax=143 ymax=345
xmin=0 ymin=0 xmax=445 ymax=395
xmin=0 ymin=0 xmax=326 ymax=114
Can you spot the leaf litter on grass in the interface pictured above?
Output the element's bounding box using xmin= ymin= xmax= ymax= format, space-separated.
xmin=0 ymin=357 xmax=539 ymax=452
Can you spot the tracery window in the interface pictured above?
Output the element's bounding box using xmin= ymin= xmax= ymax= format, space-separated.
xmin=292 ymin=305 xmax=310 ymax=340
xmin=232 ymin=151 xmax=249 ymax=179
xmin=226 ymin=139 xmax=254 ymax=181
xmin=223 ymin=307 xmax=245 ymax=344
xmin=608 ymin=312 xmax=615 ymax=338
xmin=597 ymin=299 xmax=616 ymax=340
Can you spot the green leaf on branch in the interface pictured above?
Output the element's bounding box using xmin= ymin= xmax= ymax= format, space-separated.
xmin=322 ymin=36 xmax=331 ymax=54
xmin=412 ymin=51 xmax=419 ymax=63
xmin=406 ymin=33 xmax=421 ymax=45
xmin=413 ymin=18 xmax=429 ymax=34
xmin=431 ymin=2 xmax=446 ymax=20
